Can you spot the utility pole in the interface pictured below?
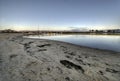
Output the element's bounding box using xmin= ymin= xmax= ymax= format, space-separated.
xmin=38 ymin=25 xmax=39 ymax=35
xmin=38 ymin=25 xmax=40 ymax=37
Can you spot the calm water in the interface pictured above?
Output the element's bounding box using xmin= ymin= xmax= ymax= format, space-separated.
xmin=26 ymin=35 xmax=120 ymax=52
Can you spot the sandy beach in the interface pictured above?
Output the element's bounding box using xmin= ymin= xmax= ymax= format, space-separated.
xmin=0 ymin=33 xmax=120 ymax=81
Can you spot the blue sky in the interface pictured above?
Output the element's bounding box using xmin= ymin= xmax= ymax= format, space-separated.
xmin=0 ymin=0 xmax=120 ymax=30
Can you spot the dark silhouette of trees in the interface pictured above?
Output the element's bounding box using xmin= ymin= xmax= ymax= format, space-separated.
xmin=1 ymin=29 xmax=18 ymax=33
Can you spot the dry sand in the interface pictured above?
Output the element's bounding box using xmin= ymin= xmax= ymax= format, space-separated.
xmin=0 ymin=33 xmax=120 ymax=81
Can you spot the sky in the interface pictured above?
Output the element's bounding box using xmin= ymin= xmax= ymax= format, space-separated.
xmin=0 ymin=0 xmax=120 ymax=30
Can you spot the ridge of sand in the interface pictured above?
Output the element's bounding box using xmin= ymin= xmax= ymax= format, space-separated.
xmin=0 ymin=33 xmax=120 ymax=81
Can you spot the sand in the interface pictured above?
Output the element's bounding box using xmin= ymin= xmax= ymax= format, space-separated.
xmin=0 ymin=33 xmax=120 ymax=81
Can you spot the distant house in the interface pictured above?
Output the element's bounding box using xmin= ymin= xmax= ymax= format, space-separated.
xmin=114 ymin=29 xmax=120 ymax=33
xmin=89 ymin=29 xmax=120 ymax=33
xmin=107 ymin=29 xmax=120 ymax=33
xmin=103 ymin=30 xmax=108 ymax=33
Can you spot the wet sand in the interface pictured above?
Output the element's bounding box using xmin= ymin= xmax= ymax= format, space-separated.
xmin=0 ymin=33 xmax=120 ymax=81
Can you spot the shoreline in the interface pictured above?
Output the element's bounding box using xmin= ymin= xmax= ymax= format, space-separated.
xmin=25 ymin=37 xmax=119 ymax=53
xmin=24 ymin=35 xmax=120 ymax=53
xmin=0 ymin=33 xmax=120 ymax=81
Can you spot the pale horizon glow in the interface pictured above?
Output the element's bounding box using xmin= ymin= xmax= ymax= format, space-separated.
xmin=0 ymin=25 xmax=119 ymax=31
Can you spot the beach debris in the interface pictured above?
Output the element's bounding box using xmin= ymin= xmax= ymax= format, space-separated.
xmin=106 ymin=68 xmax=119 ymax=73
xmin=65 ymin=55 xmax=73 ymax=59
xmin=25 ymin=61 xmax=38 ymax=68
xmin=9 ymin=54 xmax=18 ymax=60
xmin=65 ymin=77 xmax=71 ymax=81
xmin=38 ymin=49 xmax=47 ymax=51
xmin=60 ymin=60 xmax=84 ymax=73
xmin=37 ymin=44 xmax=51 ymax=48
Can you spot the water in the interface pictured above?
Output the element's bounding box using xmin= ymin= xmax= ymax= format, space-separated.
xmin=26 ymin=35 xmax=120 ymax=52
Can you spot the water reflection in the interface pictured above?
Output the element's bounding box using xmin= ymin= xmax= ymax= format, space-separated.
xmin=27 ymin=35 xmax=120 ymax=52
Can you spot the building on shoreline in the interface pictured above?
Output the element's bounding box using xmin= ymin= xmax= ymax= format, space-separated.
xmin=89 ymin=29 xmax=120 ymax=33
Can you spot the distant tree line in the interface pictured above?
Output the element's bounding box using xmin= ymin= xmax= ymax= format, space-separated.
xmin=0 ymin=29 xmax=18 ymax=33
xmin=1 ymin=29 xmax=120 ymax=34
